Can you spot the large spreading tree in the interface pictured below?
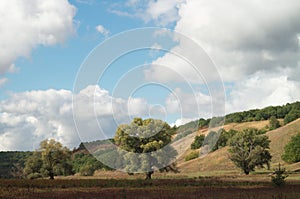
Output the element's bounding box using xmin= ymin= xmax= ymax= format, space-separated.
xmin=24 ymin=139 xmax=73 ymax=179
xmin=228 ymin=128 xmax=272 ymax=175
xmin=114 ymin=118 xmax=178 ymax=179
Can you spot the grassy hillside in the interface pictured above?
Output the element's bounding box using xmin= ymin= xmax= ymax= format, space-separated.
xmin=178 ymin=119 xmax=300 ymax=174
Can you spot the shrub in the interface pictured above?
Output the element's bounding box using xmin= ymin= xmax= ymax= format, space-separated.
xmin=191 ymin=135 xmax=205 ymax=149
xmin=271 ymin=164 xmax=288 ymax=187
xmin=185 ymin=151 xmax=199 ymax=161
xmin=27 ymin=172 xmax=42 ymax=179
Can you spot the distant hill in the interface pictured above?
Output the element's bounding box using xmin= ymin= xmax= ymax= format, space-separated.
xmin=0 ymin=151 xmax=32 ymax=178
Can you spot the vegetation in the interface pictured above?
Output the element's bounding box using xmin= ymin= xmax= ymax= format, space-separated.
xmin=24 ymin=139 xmax=73 ymax=179
xmin=114 ymin=118 xmax=178 ymax=180
xmin=1 ymin=178 xmax=300 ymax=199
xmin=0 ymin=151 xmax=32 ymax=178
xmin=228 ymin=128 xmax=272 ymax=175
xmin=191 ymin=135 xmax=205 ymax=149
xmin=282 ymin=133 xmax=300 ymax=163
xmin=72 ymin=153 xmax=110 ymax=176
xmin=269 ymin=116 xmax=280 ymax=130
xmin=271 ymin=164 xmax=288 ymax=187
xmin=185 ymin=151 xmax=199 ymax=161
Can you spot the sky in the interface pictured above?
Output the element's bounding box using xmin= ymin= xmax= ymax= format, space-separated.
xmin=1 ymin=0 xmax=300 ymax=151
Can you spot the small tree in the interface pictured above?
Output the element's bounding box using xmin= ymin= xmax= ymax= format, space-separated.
xmin=282 ymin=133 xmax=300 ymax=163
xmin=269 ymin=116 xmax=280 ymax=130
xmin=228 ymin=128 xmax=272 ymax=175
xmin=271 ymin=164 xmax=288 ymax=187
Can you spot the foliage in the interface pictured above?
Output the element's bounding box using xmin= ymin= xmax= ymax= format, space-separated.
xmin=185 ymin=151 xmax=199 ymax=161
xmin=282 ymin=133 xmax=300 ymax=163
xmin=211 ymin=129 xmax=237 ymax=151
xmin=0 ymin=151 xmax=32 ymax=178
xmin=72 ymin=153 xmax=109 ymax=176
xmin=284 ymin=109 xmax=300 ymax=124
xmin=114 ymin=118 xmax=178 ymax=179
xmin=271 ymin=164 xmax=288 ymax=187
xmin=269 ymin=116 xmax=280 ymax=130
xmin=228 ymin=128 xmax=272 ymax=175
xmin=191 ymin=135 xmax=205 ymax=149
xmin=24 ymin=139 xmax=73 ymax=179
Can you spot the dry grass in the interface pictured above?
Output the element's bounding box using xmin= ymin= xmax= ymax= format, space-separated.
xmin=178 ymin=119 xmax=300 ymax=174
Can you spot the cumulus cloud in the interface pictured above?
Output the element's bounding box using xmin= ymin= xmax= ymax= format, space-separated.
xmin=0 ymin=0 xmax=76 ymax=75
xmin=145 ymin=0 xmax=300 ymax=113
xmin=174 ymin=0 xmax=300 ymax=81
xmin=226 ymin=71 xmax=300 ymax=113
xmin=0 ymin=86 xmax=150 ymax=151
xmin=110 ymin=0 xmax=185 ymax=26
xmin=95 ymin=25 xmax=110 ymax=36
xmin=165 ymin=88 xmax=212 ymax=118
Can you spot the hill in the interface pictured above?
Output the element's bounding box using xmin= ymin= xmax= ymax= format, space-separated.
xmin=178 ymin=119 xmax=300 ymax=174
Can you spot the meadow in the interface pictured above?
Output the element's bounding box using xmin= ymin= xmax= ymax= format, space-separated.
xmin=1 ymin=173 xmax=300 ymax=199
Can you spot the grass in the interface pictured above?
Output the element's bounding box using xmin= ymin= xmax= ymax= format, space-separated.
xmin=177 ymin=119 xmax=300 ymax=174
xmin=1 ymin=177 xmax=300 ymax=199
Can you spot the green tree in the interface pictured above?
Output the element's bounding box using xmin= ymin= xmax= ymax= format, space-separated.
xmin=269 ymin=116 xmax=280 ymax=130
xmin=228 ymin=128 xmax=272 ymax=175
xmin=24 ymin=139 xmax=73 ymax=179
xmin=114 ymin=118 xmax=178 ymax=180
xmin=284 ymin=109 xmax=300 ymax=124
xmin=72 ymin=153 xmax=108 ymax=176
xmin=191 ymin=135 xmax=205 ymax=149
xmin=282 ymin=133 xmax=300 ymax=163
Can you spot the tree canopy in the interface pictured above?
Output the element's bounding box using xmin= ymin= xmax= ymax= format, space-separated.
xmin=114 ymin=118 xmax=178 ymax=179
xmin=282 ymin=133 xmax=300 ymax=163
xmin=24 ymin=139 xmax=73 ymax=179
xmin=228 ymin=128 xmax=272 ymax=175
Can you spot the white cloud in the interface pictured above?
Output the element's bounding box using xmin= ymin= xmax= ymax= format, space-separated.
xmin=0 ymin=78 xmax=8 ymax=87
xmin=95 ymin=25 xmax=110 ymax=36
xmin=0 ymin=0 xmax=76 ymax=75
xmin=0 ymin=86 xmax=150 ymax=151
xmin=145 ymin=0 xmax=300 ymax=113
xmin=110 ymin=0 xmax=186 ymax=26
xmin=226 ymin=71 xmax=300 ymax=114
xmin=174 ymin=0 xmax=300 ymax=81
xmin=165 ymin=88 xmax=212 ymax=119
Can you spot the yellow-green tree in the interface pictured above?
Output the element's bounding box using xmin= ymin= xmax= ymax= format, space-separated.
xmin=24 ymin=139 xmax=72 ymax=179
xmin=114 ymin=118 xmax=178 ymax=179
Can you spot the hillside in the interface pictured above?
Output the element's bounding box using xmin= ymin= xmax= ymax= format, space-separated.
xmin=178 ymin=119 xmax=300 ymax=174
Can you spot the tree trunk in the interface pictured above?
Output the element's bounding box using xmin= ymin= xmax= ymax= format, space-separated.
xmin=145 ymin=171 xmax=153 ymax=180
xmin=49 ymin=171 xmax=54 ymax=180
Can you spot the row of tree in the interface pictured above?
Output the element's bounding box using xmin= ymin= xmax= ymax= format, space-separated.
xmin=195 ymin=101 xmax=300 ymax=129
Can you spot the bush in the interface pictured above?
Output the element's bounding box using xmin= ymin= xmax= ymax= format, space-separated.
xmin=79 ymin=165 xmax=95 ymax=176
xmin=282 ymin=133 xmax=300 ymax=163
xmin=27 ymin=172 xmax=42 ymax=179
xmin=269 ymin=116 xmax=280 ymax=130
xmin=185 ymin=151 xmax=199 ymax=161
xmin=271 ymin=164 xmax=288 ymax=187
xmin=191 ymin=135 xmax=205 ymax=149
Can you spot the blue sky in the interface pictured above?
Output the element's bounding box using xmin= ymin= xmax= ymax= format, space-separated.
xmin=1 ymin=0 xmax=300 ymax=151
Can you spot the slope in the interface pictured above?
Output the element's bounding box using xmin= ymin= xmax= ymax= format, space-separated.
xmin=178 ymin=119 xmax=300 ymax=174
